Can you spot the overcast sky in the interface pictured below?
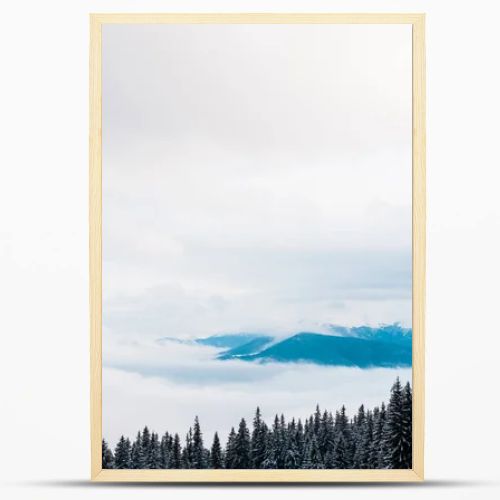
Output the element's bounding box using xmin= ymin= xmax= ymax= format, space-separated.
xmin=102 ymin=24 xmax=412 ymax=442
xmin=102 ymin=23 xmax=412 ymax=341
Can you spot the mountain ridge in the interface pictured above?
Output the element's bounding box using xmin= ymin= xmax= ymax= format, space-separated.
xmin=157 ymin=324 xmax=412 ymax=368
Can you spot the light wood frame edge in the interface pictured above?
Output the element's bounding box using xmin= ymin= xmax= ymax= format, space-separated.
xmin=89 ymin=12 xmax=425 ymax=483
xmin=90 ymin=13 xmax=102 ymax=481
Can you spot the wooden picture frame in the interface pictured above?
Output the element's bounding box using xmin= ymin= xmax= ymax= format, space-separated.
xmin=90 ymin=13 xmax=425 ymax=482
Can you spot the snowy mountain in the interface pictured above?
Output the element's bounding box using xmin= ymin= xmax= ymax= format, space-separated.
xmin=158 ymin=325 xmax=412 ymax=368
xmin=233 ymin=332 xmax=411 ymax=367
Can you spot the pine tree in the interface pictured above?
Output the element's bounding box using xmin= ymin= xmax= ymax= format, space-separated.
xmin=369 ymin=406 xmax=381 ymax=468
xmin=102 ymin=439 xmax=114 ymax=469
xmin=270 ymin=415 xmax=282 ymax=467
xmin=141 ymin=426 xmax=151 ymax=460
xmin=147 ymin=432 xmax=162 ymax=468
xmin=233 ymin=418 xmax=251 ymax=468
xmin=318 ymin=410 xmax=335 ymax=460
xmin=191 ymin=416 xmax=207 ymax=469
xmin=114 ymin=435 xmax=131 ymax=469
xmin=352 ymin=405 xmax=366 ymax=468
xmin=296 ymin=419 xmax=305 ymax=459
xmin=277 ymin=414 xmax=288 ymax=467
xmin=334 ymin=405 xmax=353 ymax=466
xmin=401 ymin=382 xmax=413 ymax=468
xmin=313 ymin=404 xmax=321 ymax=436
xmin=359 ymin=410 xmax=374 ymax=468
xmin=171 ymin=433 xmax=182 ymax=469
xmin=262 ymin=429 xmax=278 ymax=469
xmin=383 ymin=377 xmax=409 ymax=469
xmin=377 ymin=402 xmax=388 ymax=468
xmin=182 ymin=427 xmax=194 ymax=468
xmin=131 ymin=431 xmax=144 ymax=469
xmin=225 ymin=427 xmax=237 ymax=469
xmin=251 ymin=407 xmax=267 ymax=469
xmin=160 ymin=432 xmax=171 ymax=468
xmin=281 ymin=418 xmax=299 ymax=469
xmin=210 ymin=432 xmax=223 ymax=468
xmin=335 ymin=405 xmax=349 ymax=434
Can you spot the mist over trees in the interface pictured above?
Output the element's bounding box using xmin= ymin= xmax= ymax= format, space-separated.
xmin=102 ymin=378 xmax=412 ymax=470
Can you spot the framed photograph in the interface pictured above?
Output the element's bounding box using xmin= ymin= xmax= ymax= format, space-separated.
xmin=90 ymin=13 xmax=425 ymax=482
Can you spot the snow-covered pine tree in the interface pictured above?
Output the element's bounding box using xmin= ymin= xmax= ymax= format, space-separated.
xmin=170 ymin=433 xmax=182 ymax=469
xmin=352 ymin=405 xmax=366 ymax=468
xmin=334 ymin=405 xmax=353 ymax=466
xmin=191 ymin=416 xmax=206 ymax=469
xmin=130 ymin=431 xmax=144 ymax=468
xmin=376 ymin=402 xmax=388 ymax=468
xmin=334 ymin=405 xmax=348 ymax=434
xmin=125 ymin=438 xmax=132 ymax=462
xmin=313 ymin=404 xmax=321 ymax=437
xmin=369 ymin=406 xmax=380 ymax=467
xmin=304 ymin=416 xmax=311 ymax=440
xmin=210 ymin=432 xmax=223 ymax=469
xmin=147 ymin=432 xmax=162 ymax=468
xmin=182 ymin=427 xmax=194 ymax=469
xmin=270 ymin=414 xmax=283 ymax=468
xmin=232 ymin=418 xmax=251 ymax=468
xmin=262 ymin=428 xmax=278 ymax=469
xmin=276 ymin=414 xmax=288 ymax=468
xmin=102 ymin=439 xmax=114 ymax=469
xmin=114 ymin=435 xmax=131 ymax=469
xmin=359 ymin=410 xmax=374 ymax=468
xmin=318 ymin=410 xmax=335 ymax=460
xmin=284 ymin=418 xmax=300 ymax=469
xmin=224 ymin=427 xmax=237 ymax=469
xmin=401 ymin=381 xmax=412 ymax=468
xmin=251 ymin=407 xmax=267 ymax=469
xmin=141 ymin=426 xmax=151 ymax=461
xmin=383 ymin=377 xmax=408 ymax=469
xmin=295 ymin=418 xmax=305 ymax=460
xmin=160 ymin=432 xmax=171 ymax=468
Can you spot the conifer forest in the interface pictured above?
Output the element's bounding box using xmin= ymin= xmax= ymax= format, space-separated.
xmin=102 ymin=378 xmax=412 ymax=470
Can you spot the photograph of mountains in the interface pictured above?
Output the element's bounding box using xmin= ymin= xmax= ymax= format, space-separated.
xmin=102 ymin=24 xmax=413 ymax=470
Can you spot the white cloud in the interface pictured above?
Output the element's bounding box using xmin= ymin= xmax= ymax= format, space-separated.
xmin=103 ymin=336 xmax=411 ymax=445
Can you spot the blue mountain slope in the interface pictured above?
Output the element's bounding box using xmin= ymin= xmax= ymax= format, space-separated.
xmin=217 ymin=336 xmax=274 ymax=360
xmin=237 ymin=332 xmax=412 ymax=368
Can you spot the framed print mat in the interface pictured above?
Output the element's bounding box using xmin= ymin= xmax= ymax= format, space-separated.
xmin=90 ymin=13 xmax=425 ymax=482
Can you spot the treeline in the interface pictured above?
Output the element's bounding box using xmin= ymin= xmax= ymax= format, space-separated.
xmin=102 ymin=377 xmax=412 ymax=470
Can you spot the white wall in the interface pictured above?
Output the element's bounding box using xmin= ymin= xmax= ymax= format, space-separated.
xmin=1 ymin=1 xmax=499 ymax=499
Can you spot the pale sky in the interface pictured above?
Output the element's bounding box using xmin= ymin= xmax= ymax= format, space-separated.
xmin=102 ymin=23 xmax=412 ymax=341
xmin=102 ymin=23 xmax=412 ymax=443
